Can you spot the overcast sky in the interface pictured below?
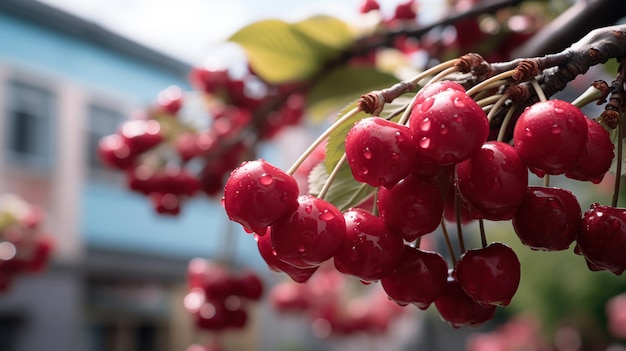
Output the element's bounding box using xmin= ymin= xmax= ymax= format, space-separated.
xmin=36 ymin=0 xmax=445 ymax=65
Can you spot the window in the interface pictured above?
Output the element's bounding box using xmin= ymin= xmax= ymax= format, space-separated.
xmin=5 ymin=80 xmax=56 ymax=168
xmin=87 ymin=105 xmax=125 ymax=171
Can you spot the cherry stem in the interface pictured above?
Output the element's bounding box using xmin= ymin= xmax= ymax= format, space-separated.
xmin=543 ymin=174 xmax=551 ymax=187
xmin=610 ymin=60 xmax=625 ymax=207
xmin=496 ymin=102 xmax=518 ymax=142
xmin=530 ymin=78 xmax=547 ymax=102
xmin=571 ymin=83 xmax=608 ymax=108
xmin=440 ymin=219 xmax=457 ymax=265
xmin=318 ymin=153 xmax=347 ymax=200
xmin=485 ymin=94 xmax=509 ymax=122
xmin=479 ymin=219 xmax=487 ymax=248
xmin=466 ymin=70 xmax=516 ymax=96
xmin=477 ymin=94 xmax=505 ymax=111
xmin=287 ymin=107 xmax=361 ymax=175
xmin=454 ymin=188 xmax=466 ymax=254
xmin=427 ymin=66 xmax=460 ymax=85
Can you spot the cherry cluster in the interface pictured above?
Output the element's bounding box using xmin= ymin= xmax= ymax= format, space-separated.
xmin=222 ymin=73 xmax=621 ymax=328
xmin=184 ymin=259 xmax=263 ymax=351
xmin=98 ymin=61 xmax=307 ymax=215
xmin=0 ymin=194 xmax=54 ymax=292
xmin=269 ymin=265 xmax=405 ymax=338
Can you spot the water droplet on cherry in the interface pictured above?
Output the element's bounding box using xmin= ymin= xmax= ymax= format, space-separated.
xmin=319 ymin=210 xmax=335 ymax=221
xmin=419 ymin=137 xmax=431 ymax=149
xmin=420 ymin=118 xmax=431 ymax=131
xmin=363 ymin=147 xmax=373 ymax=159
xmin=551 ymin=124 xmax=562 ymax=134
xmin=453 ymin=97 xmax=465 ymax=108
xmin=258 ymin=173 xmax=274 ymax=186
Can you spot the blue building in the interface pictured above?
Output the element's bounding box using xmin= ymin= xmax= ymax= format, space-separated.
xmin=0 ymin=1 xmax=265 ymax=350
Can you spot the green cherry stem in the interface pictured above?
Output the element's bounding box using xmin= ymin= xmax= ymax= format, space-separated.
xmin=287 ymin=106 xmax=361 ymax=176
xmin=318 ymin=153 xmax=347 ymax=200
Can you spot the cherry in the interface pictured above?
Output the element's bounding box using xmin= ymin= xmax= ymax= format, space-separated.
xmin=358 ymin=0 xmax=380 ymax=13
xmin=271 ymin=195 xmax=346 ymax=269
xmin=255 ymin=231 xmax=318 ymax=283
xmin=270 ymin=281 xmax=311 ymax=313
xmin=513 ymin=99 xmax=588 ymax=176
xmin=565 ymin=118 xmax=615 ymax=184
xmin=333 ymin=208 xmax=404 ymax=282
xmin=118 ymin=119 xmax=164 ymax=156
xmin=434 ymin=272 xmax=497 ymax=328
xmin=455 ymin=242 xmax=521 ymax=306
xmin=345 ymin=117 xmax=417 ymax=188
xmin=380 ymin=245 xmax=448 ymax=309
xmin=512 ymin=186 xmax=581 ymax=251
xmin=223 ymin=159 xmax=299 ymax=234
xmin=377 ymin=174 xmax=444 ymax=241
xmin=455 ymin=141 xmax=528 ymax=221
xmin=97 ymin=134 xmax=135 ymax=170
xmin=150 ymin=192 xmax=181 ymax=216
xmin=413 ymin=81 xmax=465 ymax=106
xmin=409 ymin=88 xmax=489 ymax=165
xmin=576 ymin=203 xmax=626 ymax=275
xmin=233 ymin=271 xmax=264 ymax=301
xmin=156 ymin=85 xmax=183 ymax=115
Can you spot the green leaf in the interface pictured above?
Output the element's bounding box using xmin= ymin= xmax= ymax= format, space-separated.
xmin=323 ymin=94 xmax=414 ymax=173
xmin=291 ymin=15 xmax=354 ymax=50
xmin=308 ymin=161 xmax=376 ymax=212
xmin=228 ymin=17 xmax=353 ymax=84
xmin=307 ymin=66 xmax=400 ymax=122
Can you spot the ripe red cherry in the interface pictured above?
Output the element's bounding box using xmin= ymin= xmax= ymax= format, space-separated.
xmin=358 ymin=0 xmax=380 ymax=13
xmin=118 ymin=119 xmax=164 ymax=156
xmin=97 ymin=134 xmax=135 ymax=170
xmin=409 ymin=88 xmax=489 ymax=165
xmin=565 ymin=118 xmax=615 ymax=184
xmin=377 ymin=174 xmax=444 ymax=241
xmin=513 ymin=99 xmax=588 ymax=176
xmin=512 ymin=186 xmax=581 ymax=251
xmin=381 ymin=245 xmax=448 ymax=309
xmin=271 ymin=195 xmax=346 ymax=269
xmin=345 ymin=117 xmax=417 ymax=188
xmin=413 ymin=80 xmax=465 ymax=106
xmin=223 ymin=159 xmax=299 ymax=234
xmin=255 ymin=230 xmax=318 ymax=283
xmin=455 ymin=141 xmax=528 ymax=221
xmin=576 ymin=203 xmax=626 ymax=275
xmin=333 ymin=208 xmax=404 ymax=282
xmin=434 ymin=272 xmax=497 ymax=328
xmin=455 ymin=242 xmax=521 ymax=306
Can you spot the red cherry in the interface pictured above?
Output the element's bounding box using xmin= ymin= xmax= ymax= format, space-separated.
xmin=333 ymin=208 xmax=404 ymax=282
xmin=156 ymin=85 xmax=183 ymax=115
xmin=377 ymin=174 xmax=444 ymax=241
xmin=414 ymin=81 xmax=466 ymax=106
xmin=118 ymin=119 xmax=164 ymax=156
xmin=409 ymin=88 xmax=489 ymax=165
xmin=271 ymin=195 xmax=346 ymax=269
xmin=381 ymin=245 xmax=448 ymax=309
xmin=270 ymin=281 xmax=311 ymax=313
xmin=223 ymin=159 xmax=299 ymax=234
xmin=149 ymin=192 xmax=181 ymax=216
xmin=255 ymin=231 xmax=318 ymax=283
xmin=434 ymin=272 xmax=497 ymax=328
xmin=97 ymin=134 xmax=135 ymax=170
xmin=576 ymin=203 xmax=626 ymax=275
xmin=233 ymin=271 xmax=264 ymax=301
xmin=358 ymin=0 xmax=380 ymax=13
xmin=455 ymin=242 xmax=521 ymax=306
xmin=345 ymin=117 xmax=417 ymax=188
xmin=565 ymin=118 xmax=615 ymax=184
xmin=455 ymin=141 xmax=528 ymax=221
xmin=513 ymin=99 xmax=588 ymax=176
xmin=512 ymin=186 xmax=581 ymax=251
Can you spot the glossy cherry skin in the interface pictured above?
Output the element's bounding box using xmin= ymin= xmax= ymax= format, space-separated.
xmin=409 ymin=88 xmax=489 ymax=165
xmin=576 ymin=203 xmax=626 ymax=275
xmin=255 ymin=230 xmax=318 ymax=283
xmin=345 ymin=117 xmax=417 ymax=189
xmin=333 ymin=209 xmax=404 ymax=282
xmin=271 ymin=195 xmax=346 ymax=269
xmin=118 ymin=119 xmax=164 ymax=156
xmin=565 ymin=118 xmax=615 ymax=184
xmin=223 ymin=159 xmax=299 ymax=234
xmin=512 ymin=186 xmax=581 ymax=251
xmin=381 ymin=245 xmax=448 ymax=309
xmin=434 ymin=272 xmax=497 ymax=328
xmin=513 ymin=99 xmax=588 ymax=176
xmin=414 ymin=80 xmax=466 ymax=106
xmin=456 ymin=141 xmax=528 ymax=221
xmin=455 ymin=242 xmax=521 ymax=306
xmin=377 ymin=174 xmax=444 ymax=241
